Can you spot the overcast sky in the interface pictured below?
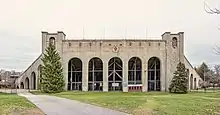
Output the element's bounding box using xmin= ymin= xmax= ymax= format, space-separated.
xmin=0 ymin=0 xmax=220 ymax=71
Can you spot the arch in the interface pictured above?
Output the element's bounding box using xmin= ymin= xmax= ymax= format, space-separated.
xmin=20 ymin=82 xmax=24 ymax=89
xmin=194 ymin=78 xmax=197 ymax=89
xmin=31 ymin=72 xmax=36 ymax=90
xmin=128 ymin=57 xmax=142 ymax=85
xmin=88 ymin=57 xmax=103 ymax=91
xmin=148 ymin=57 xmax=161 ymax=91
xmin=38 ymin=65 xmax=42 ymax=89
xmin=108 ymin=57 xmax=123 ymax=91
xmin=49 ymin=37 xmax=55 ymax=46
xmin=25 ymin=77 xmax=29 ymax=89
xmin=17 ymin=86 xmax=19 ymax=89
xmin=68 ymin=58 xmax=82 ymax=90
xmin=190 ymin=74 xmax=193 ymax=90
xmin=186 ymin=69 xmax=189 ymax=89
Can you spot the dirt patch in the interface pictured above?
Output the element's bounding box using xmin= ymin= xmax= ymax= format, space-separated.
xmin=133 ymin=108 xmax=154 ymax=115
xmin=23 ymin=108 xmax=44 ymax=115
xmin=11 ymin=108 xmax=44 ymax=115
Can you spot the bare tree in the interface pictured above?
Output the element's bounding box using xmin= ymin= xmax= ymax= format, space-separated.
xmin=213 ymin=65 xmax=220 ymax=86
xmin=205 ymin=1 xmax=220 ymax=54
xmin=204 ymin=1 xmax=220 ymax=14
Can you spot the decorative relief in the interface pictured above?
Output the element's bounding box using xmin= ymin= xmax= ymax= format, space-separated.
xmin=112 ymin=45 xmax=119 ymax=53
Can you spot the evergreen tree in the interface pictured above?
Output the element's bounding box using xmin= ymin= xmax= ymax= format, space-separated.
xmin=169 ymin=62 xmax=188 ymax=94
xmin=195 ymin=62 xmax=210 ymax=81
xmin=40 ymin=43 xmax=65 ymax=93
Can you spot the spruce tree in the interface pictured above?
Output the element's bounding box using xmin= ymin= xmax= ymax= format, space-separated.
xmin=169 ymin=62 xmax=188 ymax=94
xmin=40 ymin=43 xmax=65 ymax=93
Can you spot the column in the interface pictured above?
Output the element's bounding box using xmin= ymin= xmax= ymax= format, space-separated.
xmin=82 ymin=61 xmax=88 ymax=91
xmin=123 ymin=61 xmax=128 ymax=92
xmin=103 ymin=61 xmax=108 ymax=92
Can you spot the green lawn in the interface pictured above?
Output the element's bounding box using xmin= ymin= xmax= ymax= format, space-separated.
xmin=0 ymin=93 xmax=44 ymax=115
xmin=31 ymin=91 xmax=220 ymax=115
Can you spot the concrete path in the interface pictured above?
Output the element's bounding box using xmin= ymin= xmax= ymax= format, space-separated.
xmin=18 ymin=92 xmax=129 ymax=115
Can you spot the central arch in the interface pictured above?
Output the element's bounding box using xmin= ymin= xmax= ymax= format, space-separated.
xmin=108 ymin=57 xmax=123 ymax=91
xmin=68 ymin=58 xmax=82 ymax=90
xmin=148 ymin=57 xmax=161 ymax=91
xmin=128 ymin=57 xmax=142 ymax=84
xmin=25 ymin=77 xmax=29 ymax=89
xmin=88 ymin=57 xmax=103 ymax=91
xmin=31 ymin=72 xmax=36 ymax=90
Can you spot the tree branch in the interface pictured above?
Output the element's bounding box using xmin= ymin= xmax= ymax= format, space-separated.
xmin=213 ymin=45 xmax=220 ymax=55
xmin=204 ymin=1 xmax=220 ymax=14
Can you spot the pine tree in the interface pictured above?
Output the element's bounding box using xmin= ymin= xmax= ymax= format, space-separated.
xmin=169 ymin=62 xmax=188 ymax=94
xmin=40 ymin=43 xmax=65 ymax=93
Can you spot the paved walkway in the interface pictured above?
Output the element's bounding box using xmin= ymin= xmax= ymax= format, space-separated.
xmin=18 ymin=92 xmax=129 ymax=115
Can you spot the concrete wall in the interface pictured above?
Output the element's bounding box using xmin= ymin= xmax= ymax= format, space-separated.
xmin=184 ymin=56 xmax=202 ymax=90
xmin=16 ymin=54 xmax=42 ymax=89
xmin=62 ymin=39 xmax=166 ymax=92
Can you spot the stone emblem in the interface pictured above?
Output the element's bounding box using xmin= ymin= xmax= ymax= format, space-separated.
xmin=112 ymin=46 xmax=119 ymax=53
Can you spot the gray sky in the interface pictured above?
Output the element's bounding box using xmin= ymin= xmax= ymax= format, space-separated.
xmin=0 ymin=0 xmax=220 ymax=71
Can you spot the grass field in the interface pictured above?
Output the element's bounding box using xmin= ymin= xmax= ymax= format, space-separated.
xmin=31 ymin=91 xmax=220 ymax=115
xmin=0 ymin=93 xmax=44 ymax=115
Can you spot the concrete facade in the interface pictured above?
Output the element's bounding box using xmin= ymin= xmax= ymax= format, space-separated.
xmin=16 ymin=31 xmax=202 ymax=92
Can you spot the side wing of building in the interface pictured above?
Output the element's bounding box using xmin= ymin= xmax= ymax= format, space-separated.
xmin=16 ymin=54 xmax=42 ymax=89
xmin=184 ymin=55 xmax=203 ymax=89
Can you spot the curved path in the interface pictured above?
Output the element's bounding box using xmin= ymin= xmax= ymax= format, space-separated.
xmin=18 ymin=92 xmax=129 ymax=115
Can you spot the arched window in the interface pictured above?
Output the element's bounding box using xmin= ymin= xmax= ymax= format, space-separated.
xmin=49 ymin=37 xmax=55 ymax=46
xmin=128 ymin=57 xmax=142 ymax=85
xmin=148 ymin=57 xmax=161 ymax=91
xmin=172 ymin=37 xmax=177 ymax=48
xmin=88 ymin=57 xmax=103 ymax=91
xmin=68 ymin=58 xmax=82 ymax=90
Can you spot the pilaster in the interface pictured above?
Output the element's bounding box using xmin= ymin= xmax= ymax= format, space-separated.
xmin=103 ymin=61 xmax=108 ymax=92
xmin=123 ymin=61 xmax=128 ymax=92
xmin=161 ymin=59 xmax=166 ymax=91
xmin=142 ymin=61 xmax=147 ymax=92
xmin=82 ymin=61 xmax=88 ymax=91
